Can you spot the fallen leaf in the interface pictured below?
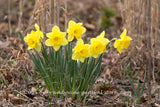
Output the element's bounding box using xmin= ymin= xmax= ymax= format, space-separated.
xmin=155 ymin=103 xmax=160 ymax=107
xmin=0 ymin=23 xmax=8 ymax=33
xmin=63 ymin=97 xmax=72 ymax=107
xmin=103 ymin=69 xmax=113 ymax=82
xmin=25 ymin=93 xmax=35 ymax=99
xmin=99 ymin=85 xmax=117 ymax=92
xmin=141 ymin=93 xmax=148 ymax=103
xmin=0 ymin=41 xmax=10 ymax=48
xmin=85 ymin=23 xmax=96 ymax=30
xmin=8 ymin=94 xmax=28 ymax=105
xmin=31 ymin=87 xmax=37 ymax=94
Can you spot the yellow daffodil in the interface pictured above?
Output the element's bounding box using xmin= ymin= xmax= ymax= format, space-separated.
xmin=90 ymin=31 xmax=110 ymax=58
xmin=24 ymin=33 xmax=41 ymax=51
xmin=67 ymin=20 xmax=86 ymax=42
xmin=114 ymin=29 xmax=132 ymax=54
xmin=45 ymin=26 xmax=68 ymax=51
xmin=34 ymin=23 xmax=44 ymax=38
xmin=72 ymin=39 xmax=90 ymax=63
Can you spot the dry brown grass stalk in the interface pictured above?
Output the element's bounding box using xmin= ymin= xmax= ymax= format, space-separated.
xmin=26 ymin=0 xmax=62 ymax=35
xmin=64 ymin=0 xmax=68 ymax=31
xmin=147 ymin=0 xmax=152 ymax=105
xmin=8 ymin=0 xmax=12 ymax=35
xmin=18 ymin=0 xmax=23 ymax=32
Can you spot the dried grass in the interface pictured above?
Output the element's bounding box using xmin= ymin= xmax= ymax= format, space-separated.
xmin=26 ymin=0 xmax=65 ymax=34
xmin=118 ymin=0 xmax=160 ymax=103
xmin=8 ymin=0 xmax=12 ymax=35
xmin=119 ymin=0 xmax=160 ymax=74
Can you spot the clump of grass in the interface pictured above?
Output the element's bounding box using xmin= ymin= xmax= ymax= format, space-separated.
xmin=0 ymin=76 xmax=8 ymax=85
xmin=100 ymin=7 xmax=117 ymax=29
xmin=102 ymin=7 xmax=117 ymax=18
xmin=124 ymin=65 xmax=147 ymax=104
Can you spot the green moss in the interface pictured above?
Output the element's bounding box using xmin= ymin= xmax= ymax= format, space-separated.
xmin=100 ymin=7 xmax=117 ymax=29
xmin=102 ymin=7 xmax=116 ymax=18
xmin=100 ymin=16 xmax=113 ymax=29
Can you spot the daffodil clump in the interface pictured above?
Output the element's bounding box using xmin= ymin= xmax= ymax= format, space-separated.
xmin=21 ymin=20 xmax=132 ymax=101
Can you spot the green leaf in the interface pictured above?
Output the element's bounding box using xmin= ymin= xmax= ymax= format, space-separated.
xmin=127 ymin=73 xmax=137 ymax=97
xmin=19 ymin=32 xmax=27 ymax=48
xmin=140 ymin=69 xmax=147 ymax=96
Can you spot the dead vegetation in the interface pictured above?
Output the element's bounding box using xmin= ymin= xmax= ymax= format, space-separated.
xmin=0 ymin=0 xmax=160 ymax=106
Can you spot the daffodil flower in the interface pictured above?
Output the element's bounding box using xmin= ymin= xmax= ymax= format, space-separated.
xmin=45 ymin=26 xmax=68 ymax=51
xmin=90 ymin=31 xmax=110 ymax=58
xmin=24 ymin=33 xmax=41 ymax=51
xmin=72 ymin=39 xmax=90 ymax=63
xmin=24 ymin=23 xmax=44 ymax=52
xmin=67 ymin=20 xmax=86 ymax=42
xmin=114 ymin=29 xmax=132 ymax=54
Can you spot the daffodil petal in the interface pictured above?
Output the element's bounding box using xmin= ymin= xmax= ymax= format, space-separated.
xmin=77 ymin=39 xmax=84 ymax=45
xmin=62 ymin=38 xmax=68 ymax=45
xmin=82 ymin=27 xmax=86 ymax=34
xmin=52 ymin=26 xmax=60 ymax=32
xmin=31 ymin=30 xmax=36 ymax=34
xmin=101 ymin=38 xmax=110 ymax=46
xmin=28 ymin=46 xmax=33 ymax=50
xmin=75 ymin=34 xmax=82 ymax=40
xmin=77 ymin=23 xmax=83 ymax=26
xmin=114 ymin=39 xmax=120 ymax=48
xmin=126 ymin=36 xmax=132 ymax=40
xmin=68 ymin=35 xmax=74 ymax=42
xmin=35 ymin=44 xmax=41 ymax=52
xmin=90 ymin=38 xmax=96 ymax=44
xmin=45 ymin=39 xmax=54 ymax=46
xmin=80 ymin=57 xmax=85 ymax=63
xmin=117 ymin=47 xmax=122 ymax=54
xmin=68 ymin=20 xmax=76 ymax=28
xmin=54 ymin=45 xmax=60 ymax=51
xmin=46 ymin=32 xmax=53 ymax=38
xmin=92 ymin=54 xmax=98 ymax=58
xmin=120 ymin=29 xmax=127 ymax=39
xmin=72 ymin=53 xmax=77 ymax=60
xmin=24 ymin=36 xmax=28 ymax=42
xmin=97 ymin=31 xmax=105 ymax=39
xmin=61 ymin=32 xmax=66 ymax=37
xmin=35 ymin=23 xmax=40 ymax=31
